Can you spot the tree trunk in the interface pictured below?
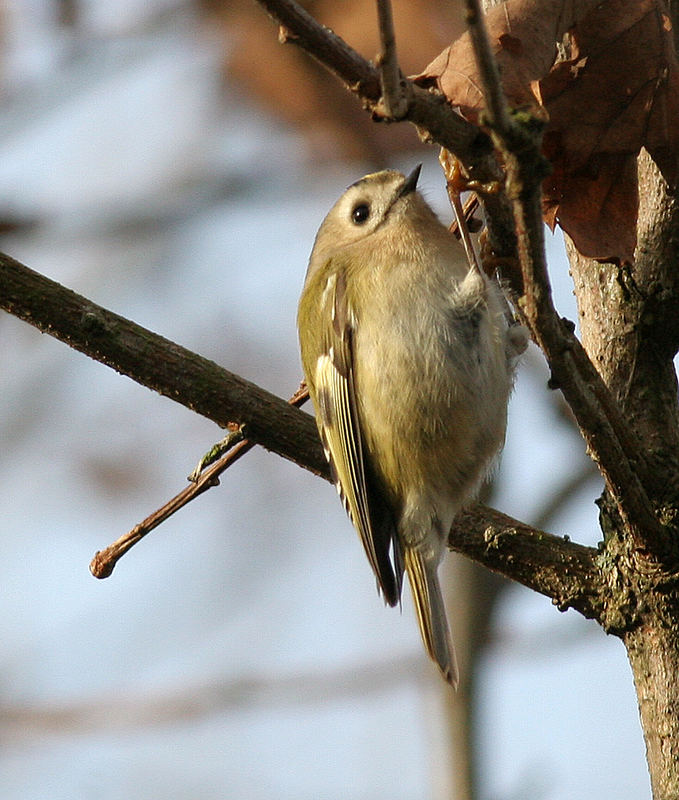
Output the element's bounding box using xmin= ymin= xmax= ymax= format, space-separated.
xmin=566 ymin=149 xmax=679 ymax=796
xmin=626 ymin=622 xmax=679 ymax=798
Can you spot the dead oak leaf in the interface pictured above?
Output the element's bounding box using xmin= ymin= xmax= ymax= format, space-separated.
xmin=415 ymin=0 xmax=679 ymax=264
xmin=414 ymin=0 xmax=600 ymax=118
xmin=538 ymin=0 xmax=679 ymax=263
xmin=543 ymin=152 xmax=639 ymax=263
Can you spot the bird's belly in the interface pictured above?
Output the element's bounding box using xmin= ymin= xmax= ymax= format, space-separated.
xmin=355 ymin=321 xmax=507 ymax=515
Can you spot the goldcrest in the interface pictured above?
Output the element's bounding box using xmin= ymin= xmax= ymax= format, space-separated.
xmin=298 ymin=166 xmax=526 ymax=686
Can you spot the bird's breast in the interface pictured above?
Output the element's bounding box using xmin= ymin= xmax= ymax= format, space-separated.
xmin=352 ymin=261 xmax=509 ymax=504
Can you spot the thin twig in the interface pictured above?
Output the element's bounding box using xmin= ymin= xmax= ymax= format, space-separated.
xmin=90 ymin=384 xmax=309 ymax=579
xmin=188 ymin=425 xmax=246 ymax=482
xmin=375 ymin=0 xmax=407 ymax=118
xmin=439 ymin=149 xmax=483 ymax=276
xmin=254 ymin=0 xmax=518 ymax=260
xmin=461 ymin=0 xmax=663 ymax=553
xmin=463 ymin=0 xmax=511 ymax=133
xmin=449 ymin=194 xmax=480 ymax=239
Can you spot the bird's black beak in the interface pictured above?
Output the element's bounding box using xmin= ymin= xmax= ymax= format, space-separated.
xmin=399 ymin=164 xmax=422 ymax=197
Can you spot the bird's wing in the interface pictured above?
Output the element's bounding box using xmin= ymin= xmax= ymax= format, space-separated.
xmin=311 ymin=269 xmax=401 ymax=606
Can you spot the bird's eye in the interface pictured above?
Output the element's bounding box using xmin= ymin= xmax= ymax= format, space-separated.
xmin=351 ymin=203 xmax=370 ymax=225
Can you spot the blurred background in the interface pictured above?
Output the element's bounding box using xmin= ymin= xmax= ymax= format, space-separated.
xmin=0 ymin=1 xmax=650 ymax=798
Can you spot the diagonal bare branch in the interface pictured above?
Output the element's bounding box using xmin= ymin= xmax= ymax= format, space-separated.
xmin=0 ymin=251 xmax=328 ymax=479
xmin=461 ymin=0 xmax=664 ymax=555
xmin=90 ymin=384 xmax=309 ymax=579
xmin=375 ymin=0 xmax=407 ymax=118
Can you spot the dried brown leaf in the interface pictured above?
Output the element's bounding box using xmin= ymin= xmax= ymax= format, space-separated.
xmin=416 ymin=0 xmax=679 ymax=264
xmin=414 ymin=0 xmax=599 ymax=118
xmin=543 ymin=152 xmax=638 ymax=262
xmin=538 ymin=0 xmax=679 ymax=262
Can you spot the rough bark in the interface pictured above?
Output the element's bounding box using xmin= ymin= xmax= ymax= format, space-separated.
xmin=626 ymin=623 xmax=679 ymax=799
xmin=565 ymin=150 xmax=679 ymax=797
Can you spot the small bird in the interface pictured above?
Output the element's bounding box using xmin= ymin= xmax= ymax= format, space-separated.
xmin=297 ymin=166 xmax=525 ymax=686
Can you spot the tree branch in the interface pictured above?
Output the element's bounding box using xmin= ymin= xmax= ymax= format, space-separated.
xmin=0 ymin=252 xmax=328 ymax=479
xmin=90 ymin=384 xmax=309 ymax=579
xmin=254 ymin=0 xmax=518 ymax=260
xmin=375 ymin=0 xmax=407 ymax=118
xmin=449 ymin=506 xmax=604 ymax=623
xmin=566 ymin=150 xmax=679 ymax=508
xmin=462 ymin=0 xmax=664 ymax=555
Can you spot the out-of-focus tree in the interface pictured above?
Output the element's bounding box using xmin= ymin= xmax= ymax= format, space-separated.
xmin=200 ymin=0 xmax=464 ymax=161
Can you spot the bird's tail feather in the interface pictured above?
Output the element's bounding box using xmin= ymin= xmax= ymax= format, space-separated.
xmin=404 ymin=547 xmax=458 ymax=688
